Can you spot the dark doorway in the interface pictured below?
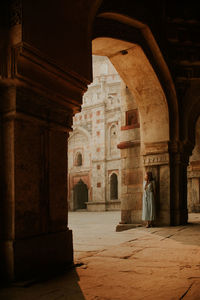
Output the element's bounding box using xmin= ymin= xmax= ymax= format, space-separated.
xmin=74 ymin=179 xmax=88 ymax=210
xmin=110 ymin=173 xmax=118 ymax=200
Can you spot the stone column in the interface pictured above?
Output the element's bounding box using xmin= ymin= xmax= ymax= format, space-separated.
xmin=0 ymin=85 xmax=74 ymax=280
xmin=117 ymin=140 xmax=191 ymax=227
xmin=116 ymin=83 xmax=143 ymax=229
xmin=0 ymin=86 xmax=16 ymax=280
xmin=0 ymin=36 xmax=88 ymax=280
xmin=117 ymin=141 xmax=143 ymax=225
xmin=169 ymin=143 xmax=191 ymax=225
xmin=0 ymin=0 xmax=90 ymax=282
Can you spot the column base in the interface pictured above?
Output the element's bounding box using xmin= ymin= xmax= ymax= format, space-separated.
xmin=171 ymin=209 xmax=188 ymax=225
xmin=0 ymin=229 xmax=73 ymax=281
xmin=121 ymin=209 xmax=142 ymax=224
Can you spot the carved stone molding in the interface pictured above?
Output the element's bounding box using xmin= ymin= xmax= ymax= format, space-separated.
xmin=189 ymin=160 xmax=200 ymax=170
xmin=188 ymin=171 xmax=200 ymax=179
xmin=1 ymin=42 xmax=90 ymax=113
xmin=143 ymin=153 xmax=169 ymax=166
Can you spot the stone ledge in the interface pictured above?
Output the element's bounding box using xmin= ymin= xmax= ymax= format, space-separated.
xmin=86 ymin=202 xmax=106 ymax=212
xmin=116 ymin=223 xmax=143 ymax=232
xmin=117 ymin=140 xmax=140 ymax=149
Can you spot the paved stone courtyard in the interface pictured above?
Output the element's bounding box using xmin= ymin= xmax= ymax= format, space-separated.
xmin=1 ymin=211 xmax=200 ymax=299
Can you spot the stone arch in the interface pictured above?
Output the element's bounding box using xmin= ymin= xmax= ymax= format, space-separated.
xmin=68 ymin=126 xmax=91 ymax=145
xmin=90 ymin=13 xmax=180 ymax=226
xmin=90 ymin=11 xmax=179 ymax=144
xmin=110 ymin=173 xmax=118 ymax=200
xmin=73 ymin=179 xmax=88 ymax=210
xmin=93 ymin=37 xmax=170 ymax=148
xmin=181 ymin=80 xmax=200 ymax=150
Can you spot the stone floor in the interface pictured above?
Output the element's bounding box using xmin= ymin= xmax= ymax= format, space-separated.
xmin=1 ymin=212 xmax=200 ymax=299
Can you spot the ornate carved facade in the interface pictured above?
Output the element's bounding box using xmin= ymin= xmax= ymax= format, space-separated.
xmin=68 ymin=56 xmax=123 ymax=211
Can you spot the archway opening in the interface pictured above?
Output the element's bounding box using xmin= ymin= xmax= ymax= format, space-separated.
xmin=92 ymin=36 xmax=173 ymax=226
xmin=68 ymin=55 xmax=122 ymax=212
xmin=73 ymin=179 xmax=88 ymax=211
xmin=110 ymin=173 xmax=118 ymax=200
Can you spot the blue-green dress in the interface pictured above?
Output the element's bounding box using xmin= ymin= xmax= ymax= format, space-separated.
xmin=142 ymin=180 xmax=156 ymax=221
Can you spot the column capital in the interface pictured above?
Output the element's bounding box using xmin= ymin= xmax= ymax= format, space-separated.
xmin=169 ymin=140 xmax=194 ymax=156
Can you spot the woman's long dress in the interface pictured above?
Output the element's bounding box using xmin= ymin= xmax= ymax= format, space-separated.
xmin=142 ymin=180 xmax=156 ymax=221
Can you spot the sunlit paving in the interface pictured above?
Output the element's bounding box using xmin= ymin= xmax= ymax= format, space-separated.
xmin=1 ymin=212 xmax=200 ymax=299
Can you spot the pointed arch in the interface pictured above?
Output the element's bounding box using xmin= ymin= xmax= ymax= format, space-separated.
xmin=110 ymin=173 xmax=118 ymax=200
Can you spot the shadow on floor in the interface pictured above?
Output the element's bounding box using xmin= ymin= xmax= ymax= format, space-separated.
xmin=0 ymin=268 xmax=86 ymax=300
xmin=148 ymin=220 xmax=200 ymax=247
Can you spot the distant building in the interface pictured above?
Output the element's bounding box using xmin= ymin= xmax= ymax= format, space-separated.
xmin=68 ymin=56 xmax=123 ymax=211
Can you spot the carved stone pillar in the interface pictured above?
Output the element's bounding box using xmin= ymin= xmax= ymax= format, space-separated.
xmin=117 ymin=141 xmax=143 ymax=225
xmin=116 ymin=82 xmax=143 ymax=229
xmin=0 ymin=83 xmax=76 ymax=280
xmin=169 ymin=143 xmax=191 ymax=225
xmin=0 ymin=26 xmax=88 ymax=280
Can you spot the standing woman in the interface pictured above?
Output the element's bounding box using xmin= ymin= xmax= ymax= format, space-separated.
xmin=142 ymin=171 xmax=156 ymax=228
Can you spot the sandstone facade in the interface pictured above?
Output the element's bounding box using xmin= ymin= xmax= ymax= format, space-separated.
xmin=68 ymin=56 xmax=136 ymax=211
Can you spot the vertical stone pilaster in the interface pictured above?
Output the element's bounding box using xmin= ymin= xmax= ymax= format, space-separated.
xmin=0 ymin=85 xmax=75 ymax=280
xmin=0 ymin=86 xmax=16 ymax=280
xmin=117 ymin=141 xmax=143 ymax=224
xmin=170 ymin=149 xmax=190 ymax=225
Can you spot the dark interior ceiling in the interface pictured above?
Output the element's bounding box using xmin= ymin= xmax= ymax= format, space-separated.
xmin=94 ymin=0 xmax=200 ymax=97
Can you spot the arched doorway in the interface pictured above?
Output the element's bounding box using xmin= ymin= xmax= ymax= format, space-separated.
xmin=110 ymin=173 xmax=118 ymax=200
xmin=73 ymin=180 xmax=88 ymax=210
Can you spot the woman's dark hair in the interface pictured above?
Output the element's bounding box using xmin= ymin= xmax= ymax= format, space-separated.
xmin=147 ymin=171 xmax=153 ymax=181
